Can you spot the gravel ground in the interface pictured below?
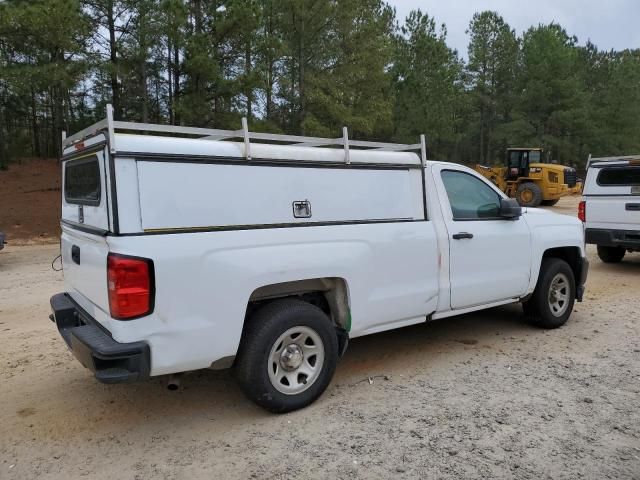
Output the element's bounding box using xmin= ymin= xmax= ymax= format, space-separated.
xmin=1 ymin=199 xmax=639 ymax=479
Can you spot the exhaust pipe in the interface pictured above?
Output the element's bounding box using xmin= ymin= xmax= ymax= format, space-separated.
xmin=167 ymin=374 xmax=182 ymax=391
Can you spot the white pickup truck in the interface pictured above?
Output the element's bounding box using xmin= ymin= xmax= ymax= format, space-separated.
xmin=581 ymin=155 xmax=640 ymax=262
xmin=50 ymin=107 xmax=588 ymax=412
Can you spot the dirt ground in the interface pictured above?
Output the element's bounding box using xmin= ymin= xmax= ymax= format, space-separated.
xmin=0 ymin=158 xmax=61 ymax=245
xmin=1 ymin=196 xmax=639 ymax=480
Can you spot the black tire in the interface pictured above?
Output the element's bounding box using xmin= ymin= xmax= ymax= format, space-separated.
xmin=540 ymin=199 xmax=559 ymax=206
xmin=597 ymin=245 xmax=625 ymax=263
xmin=516 ymin=182 xmax=543 ymax=207
xmin=235 ymin=298 xmax=338 ymax=413
xmin=523 ymin=258 xmax=575 ymax=329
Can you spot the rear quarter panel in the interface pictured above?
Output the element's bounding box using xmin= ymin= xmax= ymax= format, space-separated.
xmin=106 ymin=222 xmax=439 ymax=376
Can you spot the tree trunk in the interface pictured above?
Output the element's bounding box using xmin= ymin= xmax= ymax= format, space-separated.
xmin=0 ymin=91 xmax=7 ymax=168
xmin=141 ymin=61 xmax=149 ymax=123
xmin=49 ymin=46 xmax=66 ymax=158
xmin=173 ymin=44 xmax=180 ymax=124
xmin=30 ymin=87 xmax=41 ymax=158
xmin=245 ymin=40 xmax=252 ymax=121
xmin=51 ymin=84 xmax=63 ymax=158
xmin=107 ymin=0 xmax=120 ymax=119
xmin=266 ymin=58 xmax=274 ymax=121
xmin=479 ymin=104 xmax=485 ymax=163
xmin=298 ymin=24 xmax=305 ymax=134
xmin=167 ymin=39 xmax=174 ymax=124
xmin=264 ymin=3 xmax=275 ymax=121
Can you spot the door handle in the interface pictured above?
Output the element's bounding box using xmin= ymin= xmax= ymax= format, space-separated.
xmin=452 ymin=232 xmax=474 ymax=240
xmin=71 ymin=245 xmax=81 ymax=265
xmin=625 ymin=203 xmax=640 ymax=211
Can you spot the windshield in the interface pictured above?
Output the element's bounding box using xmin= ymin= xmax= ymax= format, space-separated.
xmin=529 ymin=151 xmax=542 ymax=163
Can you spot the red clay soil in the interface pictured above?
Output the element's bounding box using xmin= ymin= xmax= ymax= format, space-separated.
xmin=0 ymin=158 xmax=61 ymax=245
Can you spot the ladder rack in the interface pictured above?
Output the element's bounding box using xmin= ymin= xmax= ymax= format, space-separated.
xmin=62 ymin=104 xmax=428 ymax=166
xmin=586 ymin=153 xmax=640 ymax=169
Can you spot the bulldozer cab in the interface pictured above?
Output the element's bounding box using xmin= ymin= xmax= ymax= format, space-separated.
xmin=506 ymin=148 xmax=543 ymax=179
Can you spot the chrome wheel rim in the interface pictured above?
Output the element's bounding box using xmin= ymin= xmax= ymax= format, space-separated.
xmin=268 ymin=326 xmax=325 ymax=395
xmin=548 ymin=273 xmax=570 ymax=317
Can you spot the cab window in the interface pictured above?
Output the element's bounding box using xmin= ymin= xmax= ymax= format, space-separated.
xmin=441 ymin=170 xmax=501 ymax=220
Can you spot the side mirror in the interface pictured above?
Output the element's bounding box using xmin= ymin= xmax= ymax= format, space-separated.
xmin=500 ymin=198 xmax=522 ymax=219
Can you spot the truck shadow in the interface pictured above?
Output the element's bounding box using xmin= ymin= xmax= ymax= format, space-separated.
xmin=592 ymin=255 xmax=640 ymax=271
xmin=25 ymin=303 xmax=547 ymax=441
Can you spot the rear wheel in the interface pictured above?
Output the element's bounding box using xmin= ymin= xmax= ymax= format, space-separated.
xmin=516 ymin=182 xmax=543 ymax=207
xmin=540 ymin=199 xmax=559 ymax=206
xmin=597 ymin=245 xmax=625 ymax=263
xmin=235 ymin=298 xmax=338 ymax=413
xmin=523 ymin=258 xmax=575 ymax=329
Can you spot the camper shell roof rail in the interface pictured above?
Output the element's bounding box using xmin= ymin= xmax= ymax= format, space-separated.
xmin=62 ymin=104 xmax=428 ymax=166
xmin=586 ymin=153 xmax=640 ymax=169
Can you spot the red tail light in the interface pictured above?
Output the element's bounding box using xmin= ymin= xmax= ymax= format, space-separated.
xmin=578 ymin=200 xmax=586 ymax=222
xmin=107 ymin=253 xmax=154 ymax=320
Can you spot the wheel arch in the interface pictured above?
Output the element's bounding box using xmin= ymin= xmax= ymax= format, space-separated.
xmin=246 ymin=277 xmax=351 ymax=332
xmin=212 ymin=278 xmax=351 ymax=371
xmin=542 ymin=246 xmax=582 ymax=284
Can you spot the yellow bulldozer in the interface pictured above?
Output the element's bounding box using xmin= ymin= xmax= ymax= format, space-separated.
xmin=475 ymin=148 xmax=582 ymax=207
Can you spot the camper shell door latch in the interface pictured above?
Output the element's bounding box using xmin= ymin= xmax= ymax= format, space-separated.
xmin=293 ymin=200 xmax=312 ymax=219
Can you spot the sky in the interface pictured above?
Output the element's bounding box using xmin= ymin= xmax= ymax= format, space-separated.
xmin=385 ymin=0 xmax=640 ymax=58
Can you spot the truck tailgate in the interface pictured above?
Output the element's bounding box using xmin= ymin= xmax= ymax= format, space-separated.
xmin=586 ymin=196 xmax=640 ymax=231
xmin=61 ymin=225 xmax=110 ymax=315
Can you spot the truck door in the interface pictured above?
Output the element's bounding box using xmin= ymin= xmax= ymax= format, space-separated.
xmin=433 ymin=165 xmax=531 ymax=310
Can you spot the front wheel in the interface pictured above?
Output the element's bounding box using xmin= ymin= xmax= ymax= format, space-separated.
xmin=235 ymin=298 xmax=338 ymax=413
xmin=523 ymin=258 xmax=575 ymax=329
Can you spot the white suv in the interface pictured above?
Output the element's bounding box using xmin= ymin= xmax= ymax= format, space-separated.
xmin=581 ymin=156 xmax=640 ymax=262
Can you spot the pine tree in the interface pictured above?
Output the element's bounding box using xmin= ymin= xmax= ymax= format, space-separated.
xmin=392 ymin=10 xmax=465 ymax=159
xmin=466 ymin=11 xmax=518 ymax=163
xmin=0 ymin=0 xmax=90 ymax=159
xmin=509 ymin=24 xmax=589 ymax=164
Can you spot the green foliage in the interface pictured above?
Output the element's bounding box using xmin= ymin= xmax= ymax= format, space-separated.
xmin=512 ymin=24 xmax=589 ymax=163
xmin=466 ymin=11 xmax=518 ymax=163
xmin=392 ymin=10 xmax=464 ymax=160
xmin=0 ymin=0 xmax=90 ymax=162
xmin=301 ymin=0 xmax=395 ymax=138
xmin=0 ymin=1 xmax=639 ymax=169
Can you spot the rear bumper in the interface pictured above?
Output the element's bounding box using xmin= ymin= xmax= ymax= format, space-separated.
xmin=50 ymin=293 xmax=150 ymax=383
xmin=585 ymin=228 xmax=640 ymax=250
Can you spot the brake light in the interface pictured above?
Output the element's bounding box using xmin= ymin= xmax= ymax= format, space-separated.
xmin=107 ymin=253 xmax=154 ymax=320
xmin=578 ymin=200 xmax=586 ymax=222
